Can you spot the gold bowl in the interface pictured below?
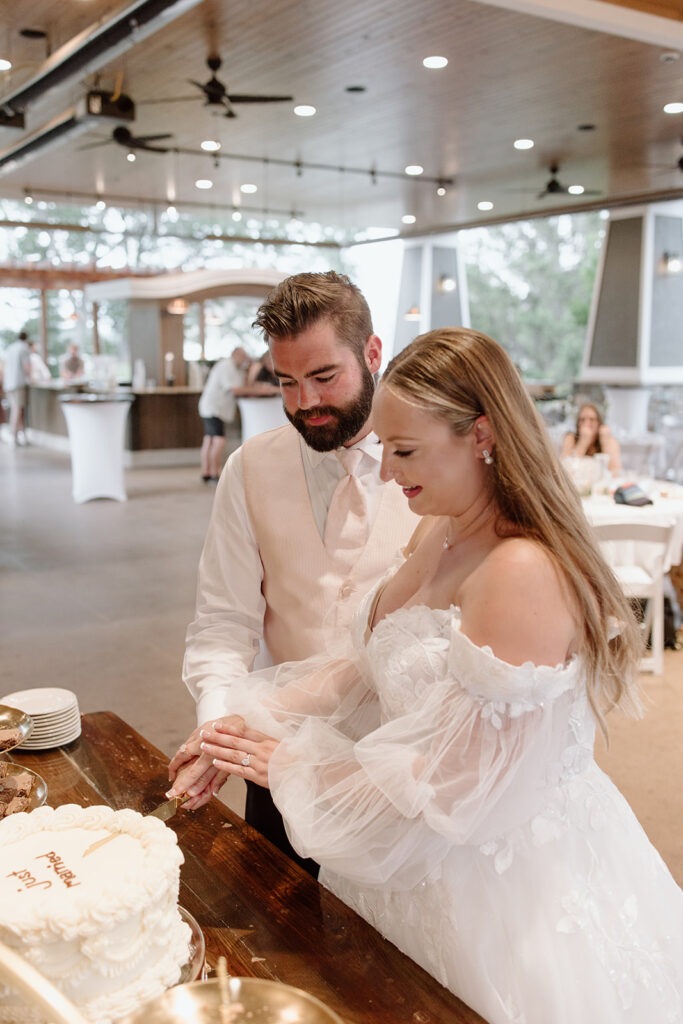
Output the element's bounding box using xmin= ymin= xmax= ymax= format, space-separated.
xmin=119 ymin=977 xmax=346 ymax=1024
xmin=0 ymin=705 xmax=34 ymax=753
xmin=0 ymin=763 xmax=48 ymax=813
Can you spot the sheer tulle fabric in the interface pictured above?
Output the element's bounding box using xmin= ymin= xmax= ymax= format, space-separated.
xmin=222 ymin=591 xmax=682 ymax=1023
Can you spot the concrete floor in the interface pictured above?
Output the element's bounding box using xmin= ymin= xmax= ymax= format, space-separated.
xmin=1 ymin=439 xmax=681 ymax=881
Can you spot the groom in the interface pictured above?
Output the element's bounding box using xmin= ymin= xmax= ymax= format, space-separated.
xmin=169 ymin=271 xmax=417 ymax=873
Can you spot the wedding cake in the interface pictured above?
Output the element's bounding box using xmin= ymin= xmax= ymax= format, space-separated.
xmin=0 ymin=804 xmax=192 ymax=1023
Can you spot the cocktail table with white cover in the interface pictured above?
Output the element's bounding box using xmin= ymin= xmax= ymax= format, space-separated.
xmin=583 ymin=489 xmax=683 ymax=576
xmin=236 ymin=396 xmax=288 ymax=442
xmin=59 ymin=392 xmax=133 ymax=503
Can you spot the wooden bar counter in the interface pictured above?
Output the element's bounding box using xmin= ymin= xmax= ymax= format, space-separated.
xmin=10 ymin=712 xmax=486 ymax=1024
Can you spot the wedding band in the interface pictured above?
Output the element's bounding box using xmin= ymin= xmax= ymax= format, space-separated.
xmin=241 ymin=754 xmax=251 ymax=767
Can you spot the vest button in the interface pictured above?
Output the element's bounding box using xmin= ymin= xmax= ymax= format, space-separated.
xmin=339 ymin=581 xmax=355 ymax=600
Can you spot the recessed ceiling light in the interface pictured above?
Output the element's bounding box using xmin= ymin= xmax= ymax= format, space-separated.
xmin=195 ymin=178 xmax=213 ymax=190
xmin=477 ymin=200 xmax=494 ymax=211
xmin=201 ymin=139 xmax=221 ymax=152
xmin=663 ymin=102 xmax=683 ymax=114
xmin=401 ymin=214 xmax=417 ymax=224
xmin=232 ymin=210 xmax=242 ymax=222
xmin=405 ymin=164 xmax=424 ymax=176
xmin=240 ymin=182 xmax=257 ymax=194
xmin=514 ymin=138 xmax=534 ymax=150
xmin=95 ymin=199 xmax=106 ymax=210
xmin=126 ymin=152 xmax=136 ymax=162
xmin=24 ymin=194 xmax=33 ymax=205
xmin=437 ymin=186 xmax=447 ymax=197
xmin=568 ymin=185 xmax=585 ymax=195
xmin=166 ymin=204 xmax=176 ymax=216
xmin=294 ymin=104 xmax=316 ymax=117
xmin=0 ymin=58 xmax=11 ymax=72
xmin=423 ymin=56 xmax=448 ymax=69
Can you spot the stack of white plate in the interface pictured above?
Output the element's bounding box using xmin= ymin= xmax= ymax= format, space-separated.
xmin=0 ymin=688 xmax=81 ymax=750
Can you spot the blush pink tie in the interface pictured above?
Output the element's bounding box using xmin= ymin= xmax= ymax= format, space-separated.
xmin=324 ymin=448 xmax=368 ymax=565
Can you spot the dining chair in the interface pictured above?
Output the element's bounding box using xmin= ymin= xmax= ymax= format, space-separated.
xmin=592 ymin=520 xmax=676 ymax=675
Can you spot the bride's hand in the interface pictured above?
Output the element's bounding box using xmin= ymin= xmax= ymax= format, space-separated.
xmin=199 ymin=717 xmax=279 ymax=789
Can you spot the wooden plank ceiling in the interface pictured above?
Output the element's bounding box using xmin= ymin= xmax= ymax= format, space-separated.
xmin=0 ymin=0 xmax=682 ymax=240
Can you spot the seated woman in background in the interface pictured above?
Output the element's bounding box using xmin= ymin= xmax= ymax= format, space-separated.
xmin=561 ymin=402 xmax=621 ymax=474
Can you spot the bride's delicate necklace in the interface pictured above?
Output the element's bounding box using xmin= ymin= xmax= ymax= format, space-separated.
xmin=443 ymin=531 xmax=454 ymax=551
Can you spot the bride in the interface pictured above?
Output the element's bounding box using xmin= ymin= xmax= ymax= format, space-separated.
xmin=170 ymin=328 xmax=682 ymax=1023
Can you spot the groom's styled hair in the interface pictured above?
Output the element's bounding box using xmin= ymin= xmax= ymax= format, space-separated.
xmin=253 ymin=271 xmax=373 ymax=360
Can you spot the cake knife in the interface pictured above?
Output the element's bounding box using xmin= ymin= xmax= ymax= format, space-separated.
xmin=147 ymin=793 xmax=190 ymax=820
xmin=82 ymin=795 xmax=189 ymax=856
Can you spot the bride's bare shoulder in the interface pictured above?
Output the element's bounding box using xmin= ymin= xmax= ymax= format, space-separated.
xmin=460 ymin=538 xmax=577 ymax=666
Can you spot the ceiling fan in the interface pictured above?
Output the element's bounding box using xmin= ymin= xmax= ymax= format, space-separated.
xmin=536 ymin=164 xmax=601 ymax=200
xmin=80 ymin=125 xmax=173 ymax=153
xmin=139 ymin=54 xmax=293 ymax=118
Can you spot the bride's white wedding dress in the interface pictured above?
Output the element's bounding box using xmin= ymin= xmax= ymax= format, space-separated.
xmin=233 ymin=584 xmax=683 ymax=1024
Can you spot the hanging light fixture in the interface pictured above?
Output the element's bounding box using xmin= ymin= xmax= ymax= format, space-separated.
xmin=166 ymin=298 xmax=188 ymax=315
xmin=404 ymin=306 xmax=422 ymax=321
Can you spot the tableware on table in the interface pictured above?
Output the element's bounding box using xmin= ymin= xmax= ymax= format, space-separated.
xmin=0 ymin=940 xmax=89 ymax=1024
xmin=0 ymin=689 xmax=81 ymax=751
xmin=177 ymin=907 xmax=206 ymax=985
xmin=118 ymin=976 xmax=346 ymax=1024
xmin=0 ymin=705 xmax=34 ymax=753
xmin=0 ymin=764 xmax=48 ymax=813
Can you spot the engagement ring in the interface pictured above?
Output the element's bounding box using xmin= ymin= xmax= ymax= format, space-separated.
xmin=241 ymin=754 xmax=251 ymax=767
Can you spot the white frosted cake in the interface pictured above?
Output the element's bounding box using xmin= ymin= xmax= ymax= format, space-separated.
xmin=0 ymin=804 xmax=192 ymax=1023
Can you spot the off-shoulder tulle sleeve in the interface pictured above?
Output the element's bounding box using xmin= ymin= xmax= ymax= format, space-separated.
xmin=266 ymin=614 xmax=583 ymax=891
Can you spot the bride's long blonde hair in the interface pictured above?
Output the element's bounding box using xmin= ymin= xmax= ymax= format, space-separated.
xmin=383 ymin=328 xmax=642 ymax=729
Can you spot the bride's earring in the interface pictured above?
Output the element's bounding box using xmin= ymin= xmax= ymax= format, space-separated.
xmin=482 ymin=449 xmax=493 ymax=465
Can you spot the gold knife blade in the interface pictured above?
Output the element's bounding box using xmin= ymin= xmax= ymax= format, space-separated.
xmin=83 ymin=795 xmax=189 ymax=857
xmin=147 ymin=793 xmax=189 ymax=821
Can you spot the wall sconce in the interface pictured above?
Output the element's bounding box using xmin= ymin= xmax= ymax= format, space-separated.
xmin=166 ymin=298 xmax=188 ymax=315
xmin=660 ymin=251 xmax=682 ymax=275
xmin=437 ymin=274 xmax=457 ymax=293
xmin=404 ymin=306 xmax=422 ymax=321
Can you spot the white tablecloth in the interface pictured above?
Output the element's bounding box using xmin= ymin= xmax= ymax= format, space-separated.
xmin=583 ymin=492 xmax=683 ymax=574
xmin=60 ymin=396 xmax=133 ymax=503
xmin=236 ymin=396 xmax=288 ymax=442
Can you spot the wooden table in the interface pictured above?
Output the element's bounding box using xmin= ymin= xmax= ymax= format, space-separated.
xmin=10 ymin=712 xmax=486 ymax=1024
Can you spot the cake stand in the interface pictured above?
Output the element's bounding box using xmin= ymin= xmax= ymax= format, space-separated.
xmin=0 ymin=941 xmax=88 ymax=1024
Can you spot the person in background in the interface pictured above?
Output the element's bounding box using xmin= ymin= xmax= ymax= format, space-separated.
xmin=60 ymin=343 xmax=85 ymax=380
xmin=2 ymin=330 xmax=31 ymax=446
xmin=177 ymin=328 xmax=682 ymax=1024
xmin=198 ymin=345 xmax=251 ymax=482
xmin=233 ymin=349 xmax=281 ymax=398
xmin=168 ymin=271 xmax=418 ymax=874
xmin=28 ymin=341 xmax=51 ymax=382
xmin=561 ymin=402 xmax=621 ymax=474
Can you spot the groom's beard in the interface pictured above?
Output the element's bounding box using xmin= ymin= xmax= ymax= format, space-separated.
xmin=285 ymin=364 xmax=375 ymax=452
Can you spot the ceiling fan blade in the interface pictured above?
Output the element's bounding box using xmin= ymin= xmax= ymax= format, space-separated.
xmin=576 ymin=189 xmax=602 ymax=196
xmin=136 ymin=145 xmax=170 ymax=153
xmin=133 ymin=133 xmax=174 ymax=143
xmin=188 ymin=79 xmax=208 ymax=91
xmin=78 ymin=138 xmax=111 ymax=151
xmin=138 ymin=96 xmax=199 ymax=104
xmin=226 ymin=94 xmax=293 ymax=103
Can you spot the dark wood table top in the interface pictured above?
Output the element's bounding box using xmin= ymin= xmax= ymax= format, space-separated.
xmin=10 ymin=711 xmax=486 ymax=1024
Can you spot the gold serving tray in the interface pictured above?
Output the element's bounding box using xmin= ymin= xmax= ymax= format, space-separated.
xmin=119 ymin=977 xmax=346 ymax=1024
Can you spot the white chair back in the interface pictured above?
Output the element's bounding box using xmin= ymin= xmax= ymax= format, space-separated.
xmin=592 ymin=520 xmax=676 ymax=675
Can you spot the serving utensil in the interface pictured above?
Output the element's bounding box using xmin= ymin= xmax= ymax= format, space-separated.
xmin=0 ymin=941 xmax=88 ymax=1024
xmin=82 ymin=794 xmax=189 ymax=856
